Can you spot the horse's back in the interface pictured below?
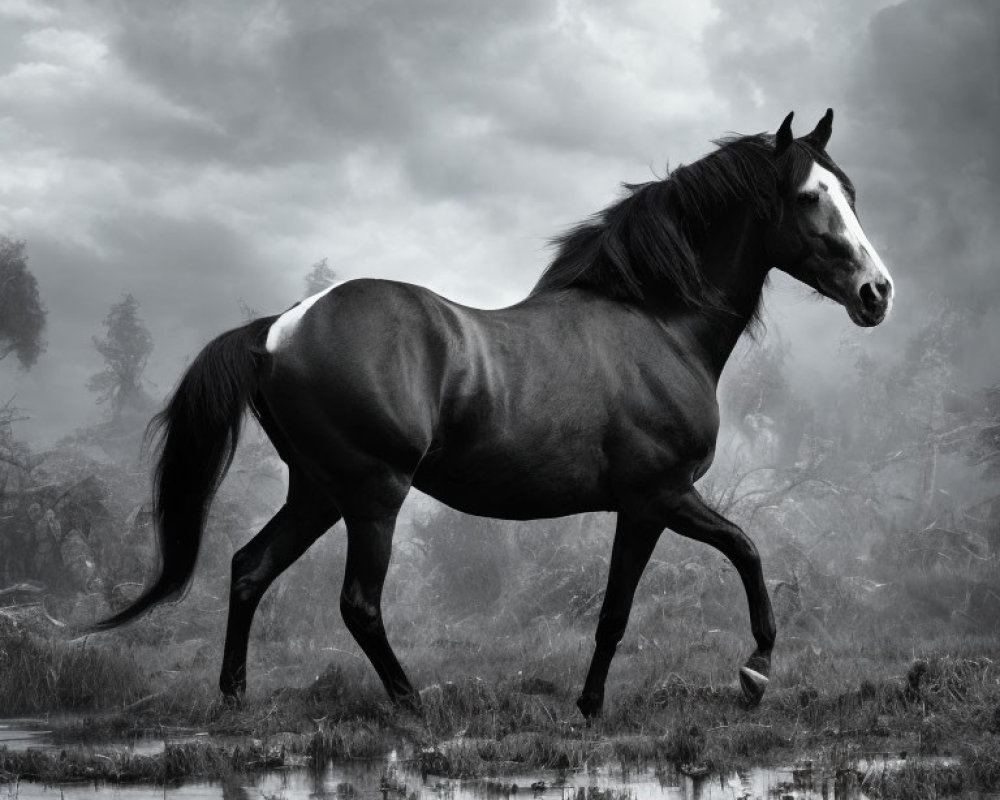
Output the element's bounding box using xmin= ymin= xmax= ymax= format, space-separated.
xmin=260 ymin=278 xmax=720 ymax=519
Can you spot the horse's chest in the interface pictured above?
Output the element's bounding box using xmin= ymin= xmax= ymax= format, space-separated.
xmin=612 ymin=377 xmax=720 ymax=486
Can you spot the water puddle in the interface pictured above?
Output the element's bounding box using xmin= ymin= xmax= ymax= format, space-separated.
xmin=1 ymin=760 xmax=878 ymax=800
xmin=0 ymin=723 xmax=957 ymax=800
xmin=0 ymin=721 xmax=233 ymax=758
xmin=0 ymin=723 xmax=52 ymax=752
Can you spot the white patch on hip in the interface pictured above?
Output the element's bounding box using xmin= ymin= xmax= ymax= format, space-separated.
xmin=803 ymin=161 xmax=894 ymax=301
xmin=265 ymin=283 xmax=339 ymax=353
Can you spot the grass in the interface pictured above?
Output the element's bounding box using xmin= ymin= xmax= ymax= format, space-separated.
xmin=3 ymin=608 xmax=1000 ymax=796
xmin=0 ymin=617 xmax=149 ymax=714
xmin=2 ymin=542 xmax=1000 ymax=799
xmin=0 ymin=741 xmax=287 ymax=783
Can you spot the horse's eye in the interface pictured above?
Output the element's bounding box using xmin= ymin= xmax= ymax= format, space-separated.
xmin=797 ymin=192 xmax=820 ymax=206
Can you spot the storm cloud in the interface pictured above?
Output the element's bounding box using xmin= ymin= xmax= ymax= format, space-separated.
xmin=0 ymin=0 xmax=997 ymax=443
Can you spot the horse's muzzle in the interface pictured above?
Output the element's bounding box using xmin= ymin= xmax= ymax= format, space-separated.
xmin=848 ymin=277 xmax=893 ymax=327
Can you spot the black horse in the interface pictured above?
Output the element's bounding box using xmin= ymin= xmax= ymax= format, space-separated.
xmin=94 ymin=110 xmax=894 ymax=717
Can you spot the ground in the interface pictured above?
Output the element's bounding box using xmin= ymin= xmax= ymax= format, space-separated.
xmin=2 ymin=608 xmax=1000 ymax=797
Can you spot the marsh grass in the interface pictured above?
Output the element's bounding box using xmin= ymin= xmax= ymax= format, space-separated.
xmin=0 ymin=740 xmax=287 ymax=783
xmin=0 ymin=624 xmax=149 ymax=713
xmin=863 ymin=761 xmax=968 ymax=799
xmin=3 ymin=576 xmax=1000 ymax=792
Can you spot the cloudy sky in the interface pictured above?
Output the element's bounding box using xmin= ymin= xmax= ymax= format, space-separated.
xmin=1 ymin=0 xmax=998 ymax=445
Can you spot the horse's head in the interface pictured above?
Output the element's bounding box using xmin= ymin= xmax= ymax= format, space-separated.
xmin=767 ymin=109 xmax=894 ymax=327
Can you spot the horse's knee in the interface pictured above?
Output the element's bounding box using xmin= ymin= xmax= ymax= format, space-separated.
xmin=340 ymin=590 xmax=382 ymax=636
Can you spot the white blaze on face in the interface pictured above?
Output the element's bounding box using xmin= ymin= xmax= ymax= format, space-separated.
xmin=802 ymin=162 xmax=894 ymax=311
xmin=265 ymin=283 xmax=340 ymax=353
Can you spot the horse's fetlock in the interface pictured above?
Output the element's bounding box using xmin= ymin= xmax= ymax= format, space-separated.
xmin=576 ymin=690 xmax=604 ymax=720
xmin=595 ymin=620 xmax=627 ymax=651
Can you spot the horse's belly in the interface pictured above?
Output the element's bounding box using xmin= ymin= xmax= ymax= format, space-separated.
xmin=412 ymin=449 xmax=613 ymax=520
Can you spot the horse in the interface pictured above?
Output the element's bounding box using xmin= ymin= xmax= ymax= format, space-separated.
xmin=93 ymin=109 xmax=894 ymax=717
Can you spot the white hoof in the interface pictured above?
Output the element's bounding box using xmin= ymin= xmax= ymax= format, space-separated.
xmin=739 ymin=666 xmax=769 ymax=704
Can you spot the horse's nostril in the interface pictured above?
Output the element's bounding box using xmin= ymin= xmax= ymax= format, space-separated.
xmin=859 ymin=283 xmax=877 ymax=308
xmin=860 ymin=280 xmax=890 ymax=310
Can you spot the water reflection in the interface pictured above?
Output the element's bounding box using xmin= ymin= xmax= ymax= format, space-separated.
xmin=0 ymin=721 xmax=51 ymax=751
xmin=6 ymin=724 xmax=940 ymax=800
xmin=2 ymin=755 xmax=878 ymax=800
xmin=673 ymin=763 xmax=867 ymax=800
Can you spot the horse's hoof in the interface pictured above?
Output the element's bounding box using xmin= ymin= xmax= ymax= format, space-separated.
xmin=576 ymin=692 xmax=603 ymax=720
xmin=739 ymin=666 xmax=769 ymax=706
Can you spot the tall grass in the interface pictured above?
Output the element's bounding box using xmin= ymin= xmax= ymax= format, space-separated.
xmin=0 ymin=624 xmax=148 ymax=713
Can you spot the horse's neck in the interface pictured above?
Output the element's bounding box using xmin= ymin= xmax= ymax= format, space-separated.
xmin=669 ymin=210 xmax=769 ymax=382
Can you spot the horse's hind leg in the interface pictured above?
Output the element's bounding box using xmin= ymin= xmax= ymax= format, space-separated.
xmin=339 ymin=510 xmax=419 ymax=709
xmin=664 ymin=488 xmax=776 ymax=706
xmin=578 ymin=514 xmax=662 ymax=719
xmin=220 ymin=480 xmax=340 ymax=699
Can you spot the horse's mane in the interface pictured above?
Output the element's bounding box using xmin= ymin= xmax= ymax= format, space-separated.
xmin=532 ymin=134 xmax=840 ymax=318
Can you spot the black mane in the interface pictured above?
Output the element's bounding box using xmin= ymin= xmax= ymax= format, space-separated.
xmin=531 ymin=134 xmax=835 ymax=314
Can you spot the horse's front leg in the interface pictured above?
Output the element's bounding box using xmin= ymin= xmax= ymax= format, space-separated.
xmin=577 ymin=514 xmax=662 ymax=719
xmin=663 ymin=488 xmax=776 ymax=705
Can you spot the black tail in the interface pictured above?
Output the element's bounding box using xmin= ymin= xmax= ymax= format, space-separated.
xmin=92 ymin=315 xmax=278 ymax=631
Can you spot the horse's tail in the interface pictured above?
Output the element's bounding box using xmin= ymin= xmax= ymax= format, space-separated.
xmin=91 ymin=315 xmax=278 ymax=631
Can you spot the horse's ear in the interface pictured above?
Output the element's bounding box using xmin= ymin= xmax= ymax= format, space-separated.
xmin=803 ymin=108 xmax=834 ymax=150
xmin=775 ymin=112 xmax=794 ymax=156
